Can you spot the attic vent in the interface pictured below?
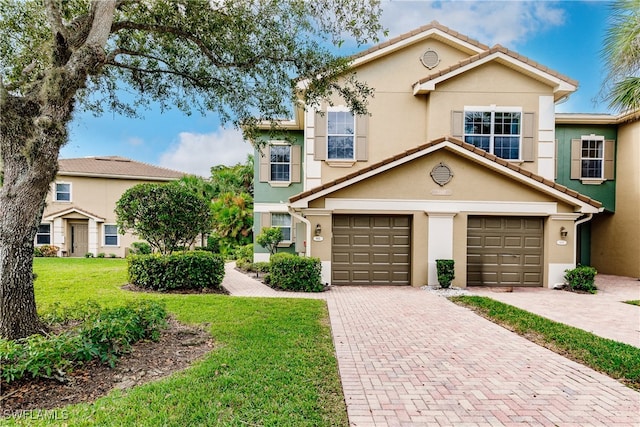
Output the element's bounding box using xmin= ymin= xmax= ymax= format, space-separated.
xmin=420 ymin=49 xmax=440 ymax=69
xmin=430 ymin=162 xmax=453 ymax=186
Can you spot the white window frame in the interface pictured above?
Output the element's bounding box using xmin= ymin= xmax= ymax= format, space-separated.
xmin=36 ymin=223 xmax=52 ymax=245
xmin=54 ymin=182 xmax=72 ymax=202
xmin=103 ymin=224 xmax=119 ymax=247
xmin=271 ymin=213 xmax=292 ymax=242
xmin=269 ymin=142 xmax=291 ymax=183
xmin=463 ymin=106 xmax=522 ymax=160
xmin=580 ymin=134 xmax=605 ymax=180
xmin=327 ymin=106 xmax=356 ymax=161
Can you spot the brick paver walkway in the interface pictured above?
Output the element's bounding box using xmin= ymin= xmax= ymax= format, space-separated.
xmin=222 ymin=264 xmax=640 ymax=426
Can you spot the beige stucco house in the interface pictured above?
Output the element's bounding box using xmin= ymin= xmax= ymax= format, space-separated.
xmin=38 ymin=156 xmax=185 ymax=257
xmin=254 ymin=22 xmax=623 ymax=288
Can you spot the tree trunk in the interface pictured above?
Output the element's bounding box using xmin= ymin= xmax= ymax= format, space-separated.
xmin=0 ymin=0 xmax=116 ymax=339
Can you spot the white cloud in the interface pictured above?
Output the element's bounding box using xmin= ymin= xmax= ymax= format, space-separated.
xmin=159 ymin=128 xmax=252 ymax=177
xmin=380 ymin=1 xmax=565 ymax=48
xmin=127 ymin=137 xmax=144 ymax=146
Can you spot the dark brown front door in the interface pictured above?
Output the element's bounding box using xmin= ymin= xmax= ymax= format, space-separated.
xmin=70 ymin=223 xmax=88 ymax=257
xmin=467 ymin=216 xmax=544 ymax=287
xmin=332 ymin=215 xmax=411 ymax=285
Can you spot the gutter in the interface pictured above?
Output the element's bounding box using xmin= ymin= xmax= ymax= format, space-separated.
xmin=288 ymin=206 xmax=311 ymax=257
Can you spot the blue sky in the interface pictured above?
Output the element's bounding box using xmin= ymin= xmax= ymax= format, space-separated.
xmin=61 ymin=0 xmax=614 ymax=176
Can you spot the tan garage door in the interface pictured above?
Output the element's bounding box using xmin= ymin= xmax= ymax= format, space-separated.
xmin=467 ymin=216 xmax=543 ymax=287
xmin=332 ymin=215 xmax=411 ymax=285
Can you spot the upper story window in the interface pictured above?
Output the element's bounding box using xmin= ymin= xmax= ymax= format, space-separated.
xmin=55 ymin=182 xmax=71 ymax=202
xmin=580 ymin=136 xmax=604 ymax=179
xmin=464 ymin=108 xmax=521 ymax=160
xmin=36 ymin=224 xmax=51 ymax=245
xmin=327 ymin=110 xmax=355 ymax=160
xmin=104 ymin=224 xmax=119 ymax=246
xmin=271 ymin=213 xmax=291 ymax=241
xmin=270 ymin=145 xmax=291 ymax=182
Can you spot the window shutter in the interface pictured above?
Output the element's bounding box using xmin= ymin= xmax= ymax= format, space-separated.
xmin=451 ymin=111 xmax=463 ymax=139
xmin=570 ymin=139 xmax=581 ymax=179
xmin=314 ymin=111 xmax=327 ymax=161
xmin=261 ymin=213 xmax=271 ymax=230
xmin=604 ymin=139 xmax=615 ymax=180
xmin=554 ymin=139 xmax=558 ymax=180
xmin=291 ymin=145 xmax=301 ymax=182
xmin=355 ymin=114 xmax=368 ymax=161
xmin=522 ymin=112 xmax=535 ymax=162
xmin=259 ymin=146 xmax=269 ymax=182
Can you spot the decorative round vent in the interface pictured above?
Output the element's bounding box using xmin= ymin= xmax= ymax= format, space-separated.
xmin=420 ymin=49 xmax=440 ymax=69
xmin=430 ymin=162 xmax=453 ymax=186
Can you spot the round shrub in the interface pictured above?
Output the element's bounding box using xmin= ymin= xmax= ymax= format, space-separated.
xmin=269 ymin=254 xmax=324 ymax=292
xmin=128 ymin=251 xmax=225 ymax=291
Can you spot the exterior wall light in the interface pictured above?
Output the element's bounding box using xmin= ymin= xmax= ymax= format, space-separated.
xmin=560 ymin=227 xmax=568 ymax=238
xmin=315 ymin=224 xmax=322 ymax=236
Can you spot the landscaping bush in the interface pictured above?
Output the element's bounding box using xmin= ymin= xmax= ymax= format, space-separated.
xmin=37 ymin=245 xmax=59 ymax=257
xmin=33 ymin=246 xmax=43 ymax=257
xmin=269 ymin=253 xmax=324 ymax=292
xmin=128 ymin=251 xmax=225 ymax=291
xmin=130 ymin=241 xmax=152 ymax=255
xmin=97 ymin=252 xmax=106 ymax=258
xmin=564 ymin=265 xmax=598 ymax=293
xmin=0 ymin=300 xmax=167 ymax=383
xmin=436 ymin=259 xmax=455 ymax=288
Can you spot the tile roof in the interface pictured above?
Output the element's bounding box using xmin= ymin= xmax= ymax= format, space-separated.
xmin=289 ymin=137 xmax=602 ymax=209
xmin=414 ymin=45 xmax=578 ymax=88
xmin=351 ymin=21 xmax=489 ymax=61
xmin=58 ymin=156 xmax=186 ymax=180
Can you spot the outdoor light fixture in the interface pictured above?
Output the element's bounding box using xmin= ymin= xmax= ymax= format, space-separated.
xmin=315 ymin=224 xmax=322 ymax=236
xmin=560 ymin=227 xmax=568 ymax=238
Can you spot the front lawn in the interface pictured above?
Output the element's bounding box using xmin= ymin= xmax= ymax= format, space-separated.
xmin=5 ymin=258 xmax=347 ymax=426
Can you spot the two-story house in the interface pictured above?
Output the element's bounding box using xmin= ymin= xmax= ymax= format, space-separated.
xmin=38 ymin=156 xmax=186 ymax=258
xmin=253 ymin=22 xmax=638 ymax=287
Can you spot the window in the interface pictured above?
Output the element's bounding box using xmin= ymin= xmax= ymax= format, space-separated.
xmin=327 ymin=111 xmax=355 ymax=160
xmin=36 ymin=224 xmax=51 ymax=245
xmin=464 ymin=110 xmax=521 ymax=160
xmin=55 ymin=183 xmax=71 ymax=201
xmin=271 ymin=213 xmax=291 ymax=241
xmin=580 ymin=136 xmax=604 ymax=179
xmin=104 ymin=225 xmax=119 ymax=246
xmin=270 ymin=145 xmax=291 ymax=181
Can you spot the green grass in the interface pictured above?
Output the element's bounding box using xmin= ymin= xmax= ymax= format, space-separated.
xmin=625 ymin=300 xmax=640 ymax=306
xmin=6 ymin=258 xmax=347 ymax=426
xmin=450 ymin=296 xmax=640 ymax=390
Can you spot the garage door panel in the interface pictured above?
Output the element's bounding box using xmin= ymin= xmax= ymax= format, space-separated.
xmin=332 ymin=215 xmax=411 ymax=285
xmin=468 ymin=216 xmax=543 ymax=287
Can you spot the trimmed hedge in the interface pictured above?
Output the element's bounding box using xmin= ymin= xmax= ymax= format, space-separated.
xmin=564 ymin=265 xmax=598 ymax=293
xmin=269 ymin=253 xmax=324 ymax=292
xmin=128 ymin=251 xmax=225 ymax=291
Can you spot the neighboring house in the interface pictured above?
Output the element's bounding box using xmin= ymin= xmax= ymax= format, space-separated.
xmin=38 ymin=156 xmax=186 ymax=258
xmin=252 ymin=22 xmax=638 ymax=287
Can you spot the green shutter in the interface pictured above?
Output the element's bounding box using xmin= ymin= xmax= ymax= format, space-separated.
xmin=604 ymin=139 xmax=615 ymax=180
xmin=451 ymin=111 xmax=463 ymax=139
xmin=314 ymin=111 xmax=327 ymax=161
xmin=355 ymin=114 xmax=368 ymax=161
xmin=570 ymin=139 xmax=581 ymax=179
xmin=522 ymin=112 xmax=535 ymax=162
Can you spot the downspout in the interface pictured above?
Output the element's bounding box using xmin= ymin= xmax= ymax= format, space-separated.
xmin=573 ymin=213 xmax=594 ymax=264
xmin=288 ymin=206 xmax=311 ymax=257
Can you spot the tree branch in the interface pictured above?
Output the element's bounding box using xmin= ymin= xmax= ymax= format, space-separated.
xmin=44 ymin=0 xmax=69 ymax=42
xmin=106 ymin=59 xmax=223 ymax=89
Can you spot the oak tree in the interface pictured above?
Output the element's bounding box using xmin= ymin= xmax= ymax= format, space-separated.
xmin=0 ymin=0 xmax=382 ymax=339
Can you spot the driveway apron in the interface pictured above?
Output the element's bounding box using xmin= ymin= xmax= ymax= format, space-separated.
xmin=326 ymin=286 xmax=639 ymax=426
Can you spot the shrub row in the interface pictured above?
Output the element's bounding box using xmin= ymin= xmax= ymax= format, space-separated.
xmin=0 ymin=300 xmax=167 ymax=384
xmin=34 ymin=245 xmax=59 ymax=257
xmin=128 ymin=251 xmax=225 ymax=291
xmin=268 ymin=253 xmax=324 ymax=292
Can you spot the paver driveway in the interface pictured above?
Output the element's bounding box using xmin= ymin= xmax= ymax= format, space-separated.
xmin=223 ymin=265 xmax=640 ymax=426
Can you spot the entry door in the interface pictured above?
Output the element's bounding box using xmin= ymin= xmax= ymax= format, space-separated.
xmin=70 ymin=223 xmax=89 ymax=257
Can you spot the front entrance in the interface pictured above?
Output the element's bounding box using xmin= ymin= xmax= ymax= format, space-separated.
xmin=70 ymin=222 xmax=88 ymax=257
xmin=467 ymin=216 xmax=544 ymax=287
xmin=332 ymin=215 xmax=411 ymax=285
